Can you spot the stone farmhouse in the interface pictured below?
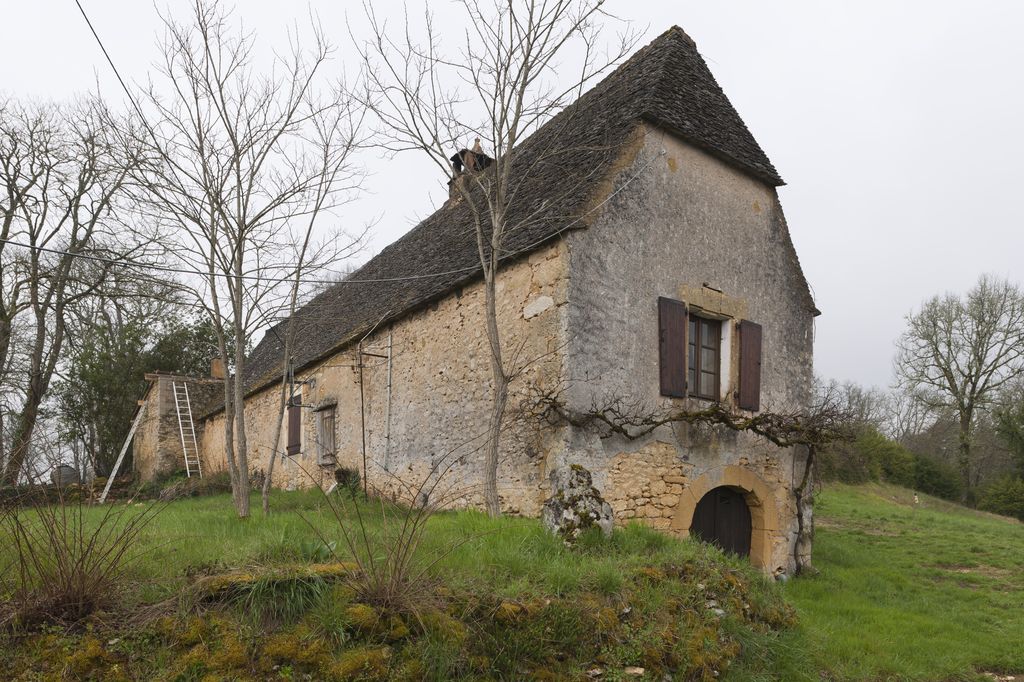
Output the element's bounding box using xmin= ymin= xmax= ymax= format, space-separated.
xmin=132 ymin=27 xmax=818 ymax=575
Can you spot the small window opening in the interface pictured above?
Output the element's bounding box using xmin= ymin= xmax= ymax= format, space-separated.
xmin=688 ymin=316 xmax=722 ymax=400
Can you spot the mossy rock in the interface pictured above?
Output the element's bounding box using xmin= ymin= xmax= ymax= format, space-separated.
xmin=344 ymin=603 xmax=379 ymax=631
xmin=637 ymin=566 xmax=666 ymax=582
xmin=194 ymin=562 xmax=357 ymax=600
xmin=259 ymin=624 xmax=332 ymax=672
xmin=326 ymin=646 xmax=391 ymax=681
xmin=66 ymin=636 xmax=119 ymax=679
xmin=494 ymin=600 xmax=525 ymax=623
xmin=418 ymin=608 xmax=467 ymax=643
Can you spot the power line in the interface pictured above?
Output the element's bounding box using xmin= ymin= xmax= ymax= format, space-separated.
xmin=73 ymin=0 xmax=154 ymax=144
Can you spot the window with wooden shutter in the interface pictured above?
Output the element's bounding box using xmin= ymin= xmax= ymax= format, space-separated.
xmin=315 ymin=405 xmax=336 ymax=466
xmin=658 ymin=297 xmax=688 ymax=397
xmin=286 ymin=398 xmax=301 ymax=456
xmin=738 ymin=320 xmax=763 ymax=411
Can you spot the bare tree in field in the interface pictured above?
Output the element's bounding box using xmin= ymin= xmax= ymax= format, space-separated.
xmin=357 ymin=0 xmax=637 ymax=516
xmin=136 ymin=1 xmax=366 ymax=517
xmin=895 ymin=275 xmax=1024 ymax=494
xmin=0 ymin=99 xmax=149 ymax=485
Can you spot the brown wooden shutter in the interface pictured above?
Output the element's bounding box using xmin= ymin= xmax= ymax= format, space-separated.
xmin=738 ymin=320 xmax=763 ymax=411
xmin=286 ymin=399 xmax=301 ymax=455
xmin=658 ymin=297 xmax=688 ymax=397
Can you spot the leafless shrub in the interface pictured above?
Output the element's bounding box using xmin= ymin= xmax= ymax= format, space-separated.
xmin=0 ymin=489 xmax=162 ymax=629
xmin=295 ymin=437 xmax=487 ymax=617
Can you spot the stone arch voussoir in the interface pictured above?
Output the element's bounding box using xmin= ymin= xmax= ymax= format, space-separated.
xmin=670 ymin=465 xmax=780 ymax=571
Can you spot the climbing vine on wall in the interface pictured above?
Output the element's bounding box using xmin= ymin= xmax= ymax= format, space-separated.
xmin=519 ymin=385 xmax=855 ymax=574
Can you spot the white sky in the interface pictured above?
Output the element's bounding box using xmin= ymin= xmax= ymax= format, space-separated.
xmin=3 ymin=1 xmax=1022 ymax=390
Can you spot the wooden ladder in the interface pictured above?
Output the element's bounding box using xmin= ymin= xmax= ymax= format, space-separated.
xmin=172 ymin=381 xmax=203 ymax=478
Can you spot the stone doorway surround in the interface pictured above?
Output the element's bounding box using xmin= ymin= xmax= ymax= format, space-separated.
xmin=670 ymin=465 xmax=779 ymax=571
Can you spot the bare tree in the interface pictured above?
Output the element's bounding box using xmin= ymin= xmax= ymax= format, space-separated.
xmin=886 ymin=388 xmax=935 ymax=444
xmin=0 ymin=98 xmax=150 ymax=485
xmin=135 ymin=1 xmax=366 ymax=517
xmin=895 ymin=274 xmax=1024 ymax=494
xmin=356 ymin=0 xmax=637 ymax=516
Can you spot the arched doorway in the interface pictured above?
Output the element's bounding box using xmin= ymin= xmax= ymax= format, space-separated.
xmin=670 ymin=466 xmax=780 ymax=571
xmin=690 ymin=486 xmax=752 ymax=557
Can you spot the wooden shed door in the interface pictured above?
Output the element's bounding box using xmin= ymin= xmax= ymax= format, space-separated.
xmin=690 ymin=487 xmax=752 ymax=558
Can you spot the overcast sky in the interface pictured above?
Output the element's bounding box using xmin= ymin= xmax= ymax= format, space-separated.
xmin=3 ymin=1 xmax=1021 ymax=390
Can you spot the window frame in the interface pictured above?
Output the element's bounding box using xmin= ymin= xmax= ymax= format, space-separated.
xmin=688 ymin=314 xmax=722 ymax=401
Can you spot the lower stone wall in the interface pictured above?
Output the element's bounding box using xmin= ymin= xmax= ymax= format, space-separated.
xmin=184 ymin=231 xmax=804 ymax=574
xmin=553 ymin=422 xmax=804 ymax=575
xmin=604 ymin=441 xmax=689 ymax=531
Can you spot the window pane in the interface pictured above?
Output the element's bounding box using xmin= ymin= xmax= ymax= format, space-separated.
xmin=701 ymin=347 xmax=716 ymax=371
xmin=688 ymin=367 xmax=695 ymax=391
xmin=700 ymin=371 xmax=717 ymax=397
xmin=688 ymin=341 xmax=696 ymax=368
xmin=689 ymin=319 xmax=696 ymax=342
xmin=701 ymin=321 xmax=715 ymax=345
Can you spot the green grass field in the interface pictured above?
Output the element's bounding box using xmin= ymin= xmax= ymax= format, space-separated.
xmin=787 ymin=483 xmax=1024 ymax=681
xmin=1 ymin=483 xmax=1022 ymax=680
xmin=0 ymin=488 xmax=800 ymax=680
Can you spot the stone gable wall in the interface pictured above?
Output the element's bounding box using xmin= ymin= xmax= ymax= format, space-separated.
xmin=559 ymin=125 xmax=816 ymax=573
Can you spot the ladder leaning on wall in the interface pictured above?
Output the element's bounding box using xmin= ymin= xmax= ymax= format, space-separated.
xmin=172 ymin=381 xmax=203 ymax=478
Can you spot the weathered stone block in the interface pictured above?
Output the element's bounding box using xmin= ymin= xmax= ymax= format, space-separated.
xmin=541 ymin=464 xmax=614 ymax=543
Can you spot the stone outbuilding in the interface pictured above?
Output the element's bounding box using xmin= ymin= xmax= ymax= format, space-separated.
xmin=132 ymin=27 xmax=818 ymax=575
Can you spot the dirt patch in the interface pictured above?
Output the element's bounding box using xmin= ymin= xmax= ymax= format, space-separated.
xmin=934 ymin=563 xmax=1013 ymax=579
xmin=815 ymin=518 xmax=900 ymax=536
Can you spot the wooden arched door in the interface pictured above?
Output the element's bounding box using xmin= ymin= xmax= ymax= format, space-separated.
xmin=690 ymin=486 xmax=752 ymax=557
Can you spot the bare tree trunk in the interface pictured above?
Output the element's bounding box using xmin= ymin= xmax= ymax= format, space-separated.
xmin=5 ymin=397 xmax=41 ymax=485
xmin=793 ymin=445 xmax=816 ymax=576
xmin=357 ymin=0 xmax=636 ymax=518
xmin=482 ymin=267 xmax=508 ymax=516
xmin=3 ymin=303 xmax=65 ymax=485
xmin=133 ymin=1 xmax=366 ymax=518
xmin=958 ymin=412 xmax=973 ymax=501
xmin=232 ymin=295 xmax=250 ymax=518
xmin=262 ymin=368 xmax=290 ymax=516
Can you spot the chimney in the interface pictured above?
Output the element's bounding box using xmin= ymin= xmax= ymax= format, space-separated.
xmin=210 ymin=357 xmax=226 ymax=380
xmin=447 ymin=139 xmax=493 ymax=202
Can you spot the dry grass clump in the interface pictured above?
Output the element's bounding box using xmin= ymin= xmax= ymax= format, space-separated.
xmin=302 ymin=452 xmax=481 ymax=620
xmin=0 ymin=489 xmax=162 ymax=629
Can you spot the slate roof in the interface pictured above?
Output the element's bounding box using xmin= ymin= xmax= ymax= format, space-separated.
xmin=201 ymin=26 xmax=782 ymax=415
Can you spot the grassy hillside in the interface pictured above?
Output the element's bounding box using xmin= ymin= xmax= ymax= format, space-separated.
xmin=2 ymin=483 xmax=1022 ymax=680
xmin=787 ymin=483 xmax=1024 ymax=681
xmin=0 ymin=489 xmax=803 ymax=681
